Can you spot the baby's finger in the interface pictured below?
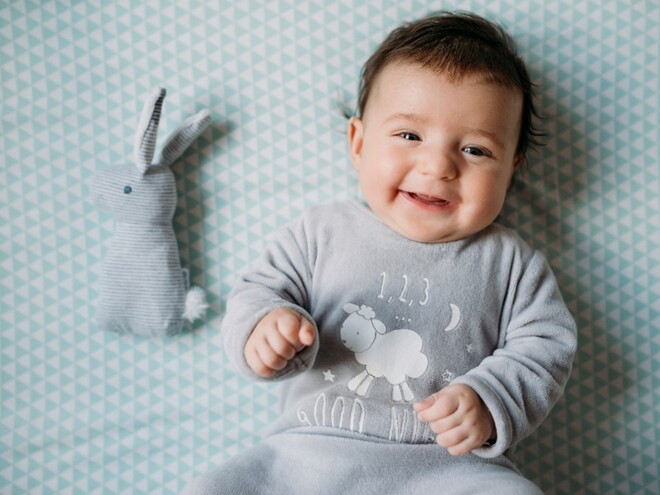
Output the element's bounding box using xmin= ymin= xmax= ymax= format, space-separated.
xmin=266 ymin=329 xmax=298 ymax=360
xmin=254 ymin=340 xmax=288 ymax=372
xmin=415 ymin=392 xmax=459 ymax=422
xmin=298 ymin=318 xmax=316 ymax=347
xmin=276 ymin=311 xmax=306 ymax=348
xmin=413 ymin=395 xmax=435 ymax=413
xmin=245 ymin=344 xmax=276 ymax=378
xmin=426 ymin=414 xmax=462 ymax=436
xmin=445 ymin=435 xmax=481 ymax=457
xmin=434 ymin=424 xmax=469 ymax=450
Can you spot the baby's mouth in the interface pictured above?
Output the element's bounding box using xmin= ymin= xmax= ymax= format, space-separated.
xmin=403 ymin=191 xmax=451 ymax=207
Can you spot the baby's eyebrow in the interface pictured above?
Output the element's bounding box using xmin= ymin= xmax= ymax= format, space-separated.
xmin=463 ymin=128 xmax=505 ymax=149
xmin=384 ymin=112 xmax=429 ymax=125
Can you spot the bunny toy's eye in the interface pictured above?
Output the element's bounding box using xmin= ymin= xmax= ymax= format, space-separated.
xmin=123 ymin=186 xmax=132 ymax=194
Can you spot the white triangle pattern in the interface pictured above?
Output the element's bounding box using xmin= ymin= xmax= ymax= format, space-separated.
xmin=1 ymin=1 xmax=658 ymax=494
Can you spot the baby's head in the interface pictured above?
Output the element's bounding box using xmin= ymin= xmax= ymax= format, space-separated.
xmin=348 ymin=12 xmax=542 ymax=243
xmin=356 ymin=11 xmax=541 ymax=161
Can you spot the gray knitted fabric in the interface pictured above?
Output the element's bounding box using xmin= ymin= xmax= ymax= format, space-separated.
xmin=90 ymin=87 xmax=211 ymax=337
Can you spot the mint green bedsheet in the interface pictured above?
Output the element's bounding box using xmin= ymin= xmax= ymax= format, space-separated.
xmin=1 ymin=1 xmax=658 ymax=493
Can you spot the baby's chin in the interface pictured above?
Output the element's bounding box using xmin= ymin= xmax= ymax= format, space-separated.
xmin=365 ymin=199 xmax=491 ymax=243
xmin=386 ymin=221 xmax=469 ymax=244
xmin=385 ymin=213 xmax=495 ymax=244
xmin=391 ymin=207 xmax=500 ymax=244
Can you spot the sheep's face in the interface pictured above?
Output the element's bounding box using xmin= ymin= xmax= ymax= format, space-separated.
xmin=341 ymin=313 xmax=376 ymax=353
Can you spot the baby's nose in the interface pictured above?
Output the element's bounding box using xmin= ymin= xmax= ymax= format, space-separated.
xmin=418 ymin=153 xmax=458 ymax=181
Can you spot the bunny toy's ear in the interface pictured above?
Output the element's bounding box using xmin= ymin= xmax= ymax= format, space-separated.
xmin=133 ymin=87 xmax=166 ymax=175
xmin=157 ymin=108 xmax=212 ymax=168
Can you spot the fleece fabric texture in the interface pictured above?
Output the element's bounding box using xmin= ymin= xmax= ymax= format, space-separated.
xmin=182 ymin=429 xmax=544 ymax=495
xmin=204 ymin=201 xmax=576 ymax=493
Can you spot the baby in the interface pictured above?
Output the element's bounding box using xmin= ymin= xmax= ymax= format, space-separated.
xmin=185 ymin=11 xmax=577 ymax=495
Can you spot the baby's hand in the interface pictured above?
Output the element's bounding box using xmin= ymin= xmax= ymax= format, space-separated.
xmin=414 ymin=384 xmax=495 ymax=456
xmin=244 ymin=308 xmax=316 ymax=378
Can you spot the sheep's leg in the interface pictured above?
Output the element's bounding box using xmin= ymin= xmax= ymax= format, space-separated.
xmin=392 ymin=385 xmax=402 ymax=402
xmin=355 ymin=375 xmax=374 ymax=396
xmin=401 ymin=382 xmax=414 ymax=402
xmin=348 ymin=371 xmax=368 ymax=392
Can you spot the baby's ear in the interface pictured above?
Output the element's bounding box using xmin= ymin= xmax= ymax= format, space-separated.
xmin=347 ymin=117 xmax=364 ymax=170
xmin=512 ymin=153 xmax=524 ymax=171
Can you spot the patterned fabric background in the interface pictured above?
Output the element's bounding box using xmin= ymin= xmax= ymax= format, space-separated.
xmin=1 ymin=1 xmax=658 ymax=493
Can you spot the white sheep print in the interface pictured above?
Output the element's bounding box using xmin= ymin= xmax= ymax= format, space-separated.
xmin=341 ymin=303 xmax=429 ymax=402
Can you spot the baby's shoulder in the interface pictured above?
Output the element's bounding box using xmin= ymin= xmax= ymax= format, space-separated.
xmin=477 ymin=223 xmax=537 ymax=260
xmin=483 ymin=222 xmax=526 ymax=243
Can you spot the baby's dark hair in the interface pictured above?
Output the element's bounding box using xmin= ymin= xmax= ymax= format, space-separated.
xmin=356 ymin=11 xmax=543 ymax=161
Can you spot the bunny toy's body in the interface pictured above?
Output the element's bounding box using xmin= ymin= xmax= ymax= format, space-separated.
xmin=90 ymin=88 xmax=210 ymax=337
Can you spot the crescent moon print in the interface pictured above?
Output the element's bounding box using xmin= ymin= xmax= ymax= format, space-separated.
xmin=444 ymin=304 xmax=461 ymax=332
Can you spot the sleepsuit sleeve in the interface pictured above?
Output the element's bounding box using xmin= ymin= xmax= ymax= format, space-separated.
xmin=452 ymin=250 xmax=577 ymax=458
xmin=221 ymin=217 xmax=319 ymax=381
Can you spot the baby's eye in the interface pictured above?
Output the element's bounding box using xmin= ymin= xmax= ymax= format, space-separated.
xmin=462 ymin=146 xmax=491 ymax=157
xmin=398 ymin=132 xmax=421 ymax=141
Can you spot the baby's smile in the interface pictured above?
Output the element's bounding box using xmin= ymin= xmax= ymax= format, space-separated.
xmin=401 ymin=191 xmax=453 ymax=209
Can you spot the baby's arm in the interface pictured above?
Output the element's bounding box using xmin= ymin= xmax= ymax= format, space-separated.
xmin=443 ymin=250 xmax=577 ymax=458
xmin=414 ymin=384 xmax=495 ymax=456
xmin=222 ymin=217 xmax=320 ymax=380
xmin=245 ymin=308 xmax=316 ymax=378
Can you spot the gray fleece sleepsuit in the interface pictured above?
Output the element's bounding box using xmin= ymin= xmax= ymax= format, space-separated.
xmin=184 ymin=201 xmax=577 ymax=495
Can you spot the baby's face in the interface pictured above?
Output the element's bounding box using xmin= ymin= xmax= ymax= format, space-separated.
xmin=348 ymin=62 xmax=523 ymax=243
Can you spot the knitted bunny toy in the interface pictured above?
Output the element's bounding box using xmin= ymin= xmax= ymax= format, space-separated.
xmin=90 ymin=87 xmax=210 ymax=337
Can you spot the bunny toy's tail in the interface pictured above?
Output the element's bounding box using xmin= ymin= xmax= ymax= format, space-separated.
xmin=183 ymin=286 xmax=208 ymax=322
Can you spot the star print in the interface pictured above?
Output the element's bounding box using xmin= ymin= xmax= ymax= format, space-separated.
xmin=323 ymin=370 xmax=335 ymax=383
xmin=442 ymin=370 xmax=454 ymax=383
xmin=466 ymin=343 xmax=474 ymax=354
